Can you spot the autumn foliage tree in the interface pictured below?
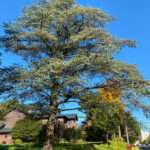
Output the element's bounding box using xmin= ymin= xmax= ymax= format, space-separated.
xmin=83 ymin=82 xmax=141 ymax=143
xmin=99 ymin=80 xmax=122 ymax=103
xmin=0 ymin=0 xmax=150 ymax=149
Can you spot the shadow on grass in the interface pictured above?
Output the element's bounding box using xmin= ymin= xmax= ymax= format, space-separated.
xmin=0 ymin=144 xmax=41 ymax=150
xmin=0 ymin=143 xmax=95 ymax=150
xmin=54 ymin=143 xmax=95 ymax=150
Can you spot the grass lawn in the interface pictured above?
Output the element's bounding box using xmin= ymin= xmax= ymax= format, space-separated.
xmin=0 ymin=143 xmax=95 ymax=150
xmin=0 ymin=144 xmax=41 ymax=150
xmin=55 ymin=143 xmax=95 ymax=150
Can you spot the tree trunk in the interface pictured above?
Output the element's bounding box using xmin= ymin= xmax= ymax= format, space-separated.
xmin=43 ymin=81 xmax=58 ymax=150
xmin=43 ymin=112 xmax=56 ymax=150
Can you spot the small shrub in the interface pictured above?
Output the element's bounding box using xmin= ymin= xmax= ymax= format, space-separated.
xmin=94 ymin=138 xmax=127 ymax=150
xmin=8 ymin=147 xmax=15 ymax=150
xmin=94 ymin=144 xmax=109 ymax=150
xmin=12 ymin=118 xmax=42 ymax=143
xmin=63 ymin=128 xmax=86 ymax=142
xmin=14 ymin=139 xmax=23 ymax=145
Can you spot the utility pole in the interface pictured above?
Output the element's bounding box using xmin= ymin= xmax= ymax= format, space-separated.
xmin=125 ymin=123 xmax=130 ymax=144
xmin=118 ymin=125 xmax=122 ymax=138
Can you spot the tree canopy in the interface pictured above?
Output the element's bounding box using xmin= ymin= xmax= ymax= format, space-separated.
xmin=0 ymin=0 xmax=150 ymax=149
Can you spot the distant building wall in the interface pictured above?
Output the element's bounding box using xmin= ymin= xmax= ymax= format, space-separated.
xmin=65 ymin=120 xmax=77 ymax=128
xmin=42 ymin=117 xmax=77 ymax=129
xmin=0 ymin=133 xmax=12 ymax=144
xmin=141 ymin=130 xmax=150 ymax=142
xmin=4 ymin=110 xmax=26 ymax=128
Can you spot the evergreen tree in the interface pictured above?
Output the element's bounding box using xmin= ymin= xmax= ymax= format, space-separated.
xmin=0 ymin=0 xmax=150 ymax=149
xmin=0 ymin=66 xmax=20 ymax=94
xmin=12 ymin=118 xmax=42 ymax=143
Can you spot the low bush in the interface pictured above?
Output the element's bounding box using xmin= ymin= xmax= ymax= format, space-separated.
xmin=14 ymin=139 xmax=23 ymax=145
xmin=94 ymin=138 xmax=127 ymax=150
xmin=12 ymin=119 xmax=42 ymax=143
xmin=63 ymin=128 xmax=86 ymax=142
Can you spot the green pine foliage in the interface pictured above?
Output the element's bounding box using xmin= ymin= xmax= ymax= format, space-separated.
xmin=1 ymin=0 xmax=149 ymax=116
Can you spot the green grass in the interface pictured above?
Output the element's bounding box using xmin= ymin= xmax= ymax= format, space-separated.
xmin=55 ymin=143 xmax=95 ymax=150
xmin=0 ymin=143 xmax=95 ymax=150
xmin=0 ymin=144 xmax=41 ymax=150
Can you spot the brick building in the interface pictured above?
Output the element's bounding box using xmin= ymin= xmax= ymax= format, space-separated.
xmin=56 ymin=114 xmax=78 ymax=129
xmin=0 ymin=108 xmax=78 ymax=144
xmin=0 ymin=109 xmax=26 ymax=144
xmin=0 ymin=122 xmax=12 ymax=144
xmin=4 ymin=109 xmax=26 ymax=128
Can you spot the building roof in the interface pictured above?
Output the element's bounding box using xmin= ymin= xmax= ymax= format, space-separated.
xmin=4 ymin=108 xmax=27 ymax=116
xmin=28 ymin=108 xmax=78 ymax=120
xmin=0 ymin=121 xmax=5 ymax=129
xmin=0 ymin=121 xmax=11 ymax=134
xmin=0 ymin=128 xmax=11 ymax=134
xmin=57 ymin=114 xmax=78 ymax=121
xmin=31 ymin=111 xmax=78 ymax=121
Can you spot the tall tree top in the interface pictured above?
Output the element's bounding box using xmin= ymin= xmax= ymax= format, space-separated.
xmin=0 ymin=0 xmax=149 ymax=117
xmin=2 ymin=0 xmax=134 ymax=61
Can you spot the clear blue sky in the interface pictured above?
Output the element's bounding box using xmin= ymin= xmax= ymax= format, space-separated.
xmin=78 ymin=0 xmax=150 ymax=80
xmin=0 ymin=0 xmax=150 ymax=128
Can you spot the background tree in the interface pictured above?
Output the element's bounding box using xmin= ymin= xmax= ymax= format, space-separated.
xmin=12 ymin=118 xmax=42 ymax=144
xmin=82 ymin=81 xmax=141 ymax=143
xmin=84 ymin=105 xmax=140 ymax=143
xmin=121 ymin=112 xmax=141 ymax=143
xmin=0 ymin=0 xmax=150 ymax=149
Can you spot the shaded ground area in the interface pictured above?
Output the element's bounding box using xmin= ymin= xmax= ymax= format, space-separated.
xmin=2 ymin=144 xmax=148 ymax=150
xmin=140 ymin=146 xmax=150 ymax=150
xmin=0 ymin=145 xmax=41 ymax=150
xmin=0 ymin=144 xmax=95 ymax=150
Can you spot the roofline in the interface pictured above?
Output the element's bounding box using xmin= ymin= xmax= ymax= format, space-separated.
xmin=33 ymin=114 xmax=78 ymax=120
xmin=4 ymin=108 xmax=27 ymax=116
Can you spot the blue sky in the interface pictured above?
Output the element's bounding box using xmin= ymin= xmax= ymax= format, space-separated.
xmin=0 ymin=0 xmax=150 ymax=128
xmin=78 ymin=0 xmax=150 ymax=80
